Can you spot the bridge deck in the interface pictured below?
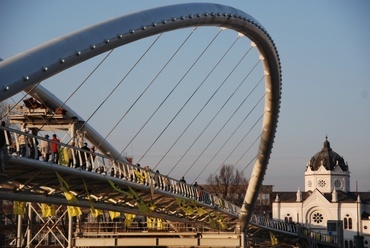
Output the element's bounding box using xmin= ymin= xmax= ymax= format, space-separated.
xmin=0 ymin=126 xmax=240 ymax=230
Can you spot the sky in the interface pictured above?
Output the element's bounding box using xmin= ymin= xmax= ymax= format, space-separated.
xmin=1 ymin=0 xmax=369 ymax=191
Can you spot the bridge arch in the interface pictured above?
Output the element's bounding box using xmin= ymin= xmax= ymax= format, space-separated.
xmin=0 ymin=3 xmax=281 ymax=231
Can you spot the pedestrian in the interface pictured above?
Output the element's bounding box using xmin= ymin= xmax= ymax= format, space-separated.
xmin=0 ymin=121 xmax=8 ymax=173
xmin=40 ymin=134 xmax=51 ymax=162
xmin=80 ymin=142 xmax=89 ymax=170
xmin=51 ymin=134 xmax=60 ymax=164
xmin=88 ymin=145 xmax=96 ymax=171
xmin=67 ymin=141 xmax=76 ymax=167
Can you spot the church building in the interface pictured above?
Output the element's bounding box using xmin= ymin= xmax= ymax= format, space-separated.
xmin=271 ymin=138 xmax=370 ymax=248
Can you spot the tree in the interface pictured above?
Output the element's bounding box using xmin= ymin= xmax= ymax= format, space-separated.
xmin=206 ymin=164 xmax=248 ymax=206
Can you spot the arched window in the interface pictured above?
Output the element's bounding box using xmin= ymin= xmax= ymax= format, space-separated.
xmin=348 ymin=218 xmax=352 ymax=229
xmin=349 ymin=240 xmax=354 ymax=248
xmin=344 ymin=215 xmax=352 ymax=230
xmin=344 ymin=240 xmax=348 ymax=248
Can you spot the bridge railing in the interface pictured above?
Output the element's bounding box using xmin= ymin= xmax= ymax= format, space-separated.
xmin=250 ymin=215 xmax=338 ymax=245
xmin=0 ymin=126 xmax=240 ymax=216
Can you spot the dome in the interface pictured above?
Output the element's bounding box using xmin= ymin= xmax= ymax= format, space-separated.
xmin=308 ymin=137 xmax=348 ymax=171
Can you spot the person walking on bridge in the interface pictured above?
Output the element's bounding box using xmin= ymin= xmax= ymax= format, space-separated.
xmin=51 ymin=134 xmax=60 ymax=164
xmin=0 ymin=121 xmax=8 ymax=173
xmin=40 ymin=134 xmax=51 ymax=162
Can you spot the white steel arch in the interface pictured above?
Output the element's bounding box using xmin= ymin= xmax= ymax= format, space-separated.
xmin=0 ymin=3 xmax=281 ymax=231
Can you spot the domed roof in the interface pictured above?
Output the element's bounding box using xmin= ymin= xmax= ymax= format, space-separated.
xmin=308 ymin=137 xmax=348 ymax=171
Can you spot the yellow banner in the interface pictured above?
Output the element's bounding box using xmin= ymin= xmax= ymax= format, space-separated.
xmin=41 ymin=204 xmax=56 ymax=217
xmin=124 ymin=213 xmax=136 ymax=227
xmin=13 ymin=201 xmax=26 ymax=216
xmin=109 ymin=211 xmax=120 ymax=220
xmin=67 ymin=206 xmax=82 ymax=217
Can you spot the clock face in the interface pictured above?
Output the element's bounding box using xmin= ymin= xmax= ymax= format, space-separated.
xmin=318 ymin=179 xmax=326 ymax=188
xmin=334 ymin=179 xmax=342 ymax=188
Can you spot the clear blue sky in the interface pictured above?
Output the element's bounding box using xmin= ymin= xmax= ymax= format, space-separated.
xmin=1 ymin=0 xmax=369 ymax=191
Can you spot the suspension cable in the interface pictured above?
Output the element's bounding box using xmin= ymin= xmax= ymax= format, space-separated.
xmin=166 ymin=44 xmax=254 ymax=176
xmin=192 ymin=75 xmax=265 ymax=183
xmin=105 ymin=28 xmax=197 ymax=160
xmin=84 ymin=33 xmax=164 ymax=150
xmin=152 ymin=35 xmax=242 ymax=170
xmin=136 ymin=28 xmax=225 ymax=164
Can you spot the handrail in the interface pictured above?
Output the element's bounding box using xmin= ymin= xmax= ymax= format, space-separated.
xmin=0 ymin=126 xmax=240 ymax=217
xmin=250 ymin=215 xmax=338 ymax=244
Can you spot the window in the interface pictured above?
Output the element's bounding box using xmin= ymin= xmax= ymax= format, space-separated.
xmin=312 ymin=212 xmax=323 ymax=224
xmin=318 ymin=179 xmax=326 ymax=188
xmin=344 ymin=215 xmax=352 ymax=230
xmin=334 ymin=179 xmax=342 ymax=188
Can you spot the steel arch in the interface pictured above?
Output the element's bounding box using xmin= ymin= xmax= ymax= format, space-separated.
xmin=0 ymin=3 xmax=281 ymax=231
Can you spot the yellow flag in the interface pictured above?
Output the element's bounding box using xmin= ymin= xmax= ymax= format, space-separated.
xmin=56 ymin=172 xmax=78 ymax=203
xmin=41 ymin=204 xmax=56 ymax=217
xmin=13 ymin=201 xmax=26 ymax=216
xmin=209 ymin=214 xmax=218 ymax=229
xmin=175 ymin=197 xmax=194 ymax=215
xmin=270 ymin=232 xmax=278 ymax=246
xmin=135 ymin=170 xmax=144 ymax=183
xmin=147 ymin=217 xmax=155 ymax=228
xmin=56 ymin=172 xmax=81 ymax=217
xmin=67 ymin=206 xmax=82 ymax=217
xmin=148 ymin=201 xmax=156 ymax=211
xmin=127 ymin=186 xmax=152 ymax=214
xmin=83 ymin=178 xmax=95 ymax=213
xmin=124 ymin=213 xmax=136 ymax=227
xmin=56 ymin=172 xmax=70 ymax=192
xmin=109 ymin=211 xmax=120 ymax=220
xmin=190 ymin=200 xmax=207 ymax=217
xmin=91 ymin=208 xmax=103 ymax=218
xmin=157 ymin=218 xmax=164 ymax=230
xmin=107 ymin=179 xmax=129 ymax=195
xmin=215 ymin=212 xmax=228 ymax=230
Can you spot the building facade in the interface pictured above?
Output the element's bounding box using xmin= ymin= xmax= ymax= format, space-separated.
xmin=272 ymin=138 xmax=370 ymax=248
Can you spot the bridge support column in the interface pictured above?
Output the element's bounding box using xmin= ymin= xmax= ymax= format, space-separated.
xmin=68 ymin=215 xmax=73 ymax=248
xmin=27 ymin=203 xmax=32 ymax=247
xmin=16 ymin=214 xmax=22 ymax=247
